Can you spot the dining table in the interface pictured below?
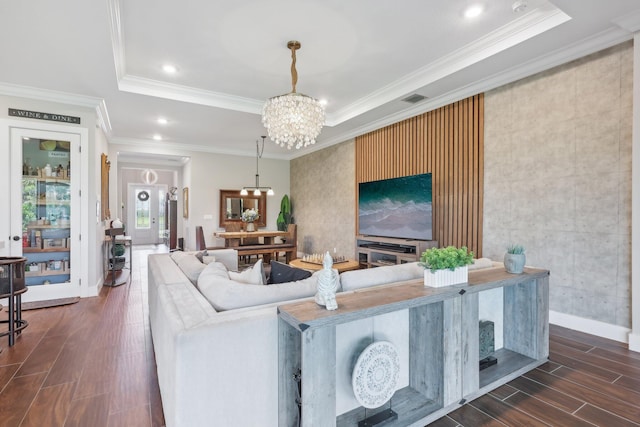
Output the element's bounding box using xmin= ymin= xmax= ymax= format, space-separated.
xmin=214 ymin=229 xmax=293 ymax=264
xmin=214 ymin=229 xmax=289 ymax=248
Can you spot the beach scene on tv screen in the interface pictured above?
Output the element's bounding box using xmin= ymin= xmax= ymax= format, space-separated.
xmin=358 ymin=173 xmax=432 ymax=241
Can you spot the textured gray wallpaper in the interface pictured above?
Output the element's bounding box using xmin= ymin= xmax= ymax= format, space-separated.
xmin=291 ymin=41 xmax=633 ymax=329
xmin=290 ymin=140 xmax=356 ymax=258
xmin=483 ymin=41 xmax=633 ymax=327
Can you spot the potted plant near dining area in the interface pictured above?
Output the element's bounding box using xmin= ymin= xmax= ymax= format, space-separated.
xmin=242 ymin=208 xmax=259 ymax=232
xmin=419 ymin=246 xmax=474 ymax=287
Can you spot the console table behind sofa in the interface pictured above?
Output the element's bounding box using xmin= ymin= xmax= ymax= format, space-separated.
xmin=278 ymin=267 xmax=549 ymax=427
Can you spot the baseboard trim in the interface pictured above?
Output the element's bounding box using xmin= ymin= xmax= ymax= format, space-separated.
xmin=629 ymin=332 xmax=640 ymax=352
xmin=549 ymin=310 xmax=631 ymax=344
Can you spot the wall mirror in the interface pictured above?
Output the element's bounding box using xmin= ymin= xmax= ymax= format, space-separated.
xmin=101 ymin=153 xmax=110 ymax=220
xmin=219 ymin=190 xmax=266 ymax=228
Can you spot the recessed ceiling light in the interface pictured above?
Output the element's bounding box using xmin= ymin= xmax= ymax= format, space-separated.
xmin=464 ymin=4 xmax=484 ymax=19
xmin=153 ymin=134 xmax=162 ymax=141
xmin=319 ymin=99 xmax=328 ymax=106
xmin=162 ymin=64 xmax=177 ymax=74
xmin=157 ymin=118 xmax=168 ymax=125
xmin=512 ymin=0 xmax=528 ymax=13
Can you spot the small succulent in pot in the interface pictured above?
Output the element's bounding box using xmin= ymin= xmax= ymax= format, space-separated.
xmin=504 ymin=244 xmax=526 ymax=274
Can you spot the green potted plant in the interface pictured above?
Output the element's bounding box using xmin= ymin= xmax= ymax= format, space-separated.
xmin=419 ymin=246 xmax=474 ymax=287
xmin=276 ymin=194 xmax=293 ymax=232
xmin=504 ymin=244 xmax=526 ymax=274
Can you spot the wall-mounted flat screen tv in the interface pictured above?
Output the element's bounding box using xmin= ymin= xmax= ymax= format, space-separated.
xmin=358 ymin=173 xmax=432 ymax=241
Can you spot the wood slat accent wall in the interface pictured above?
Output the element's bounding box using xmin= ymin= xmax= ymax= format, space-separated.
xmin=355 ymin=94 xmax=484 ymax=256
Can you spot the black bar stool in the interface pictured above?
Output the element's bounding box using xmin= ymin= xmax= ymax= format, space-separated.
xmin=0 ymin=257 xmax=29 ymax=346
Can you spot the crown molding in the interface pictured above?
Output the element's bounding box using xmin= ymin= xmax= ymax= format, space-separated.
xmin=106 ymin=0 xmax=126 ymax=80
xmin=326 ymin=4 xmax=570 ymax=126
xmin=0 ymin=82 xmax=102 ymax=109
xmin=118 ymin=75 xmax=264 ymax=114
xmin=612 ymin=8 xmax=640 ymax=33
xmin=297 ymin=26 xmax=633 ymax=160
xmin=96 ymin=99 xmax=113 ymax=136
xmin=106 ymin=0 xmax=265 ymax=114
xmin=0 ymin=82 xmax=112 ymax=135
xmin=107 ymin=0 xmax=569 ymax=126
xmin=109 ymin=136 xmax=291 ymax=160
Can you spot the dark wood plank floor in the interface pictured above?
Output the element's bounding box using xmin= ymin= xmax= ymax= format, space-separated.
xmin=428 ymin=325 xmax=640 ymax=427
xmin=1 ymin=245 xmax=639 ymax=426
xmin=0 ymin=245 xmax=166 ymax=427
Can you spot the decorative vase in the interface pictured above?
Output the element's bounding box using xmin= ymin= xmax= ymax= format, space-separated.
xmin=111 ymin=243 xmax=125 ymax=257
xmin=504 ymin=253 xmax=526 ymax=274
xmin=424 ymin=266 xmax=468 ymax=287
xmin=245 ymin=222 xmax=255 ymax=232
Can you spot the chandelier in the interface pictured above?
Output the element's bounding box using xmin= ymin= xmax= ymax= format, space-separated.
xmin=240 ymin=136 xmax=275 ymax=196
xmin=262 ymin=40 xmax=325 ymax=150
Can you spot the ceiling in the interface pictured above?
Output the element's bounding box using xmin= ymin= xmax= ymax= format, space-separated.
xmin=1 ymin=0 xmax=639 ymax=161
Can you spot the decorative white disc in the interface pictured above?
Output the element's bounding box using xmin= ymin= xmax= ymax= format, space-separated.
xmin=351 ymin=341 xmax=400 ymax=408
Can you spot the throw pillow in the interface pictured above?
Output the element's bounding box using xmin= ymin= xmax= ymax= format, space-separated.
xmin=194 ymin=250 xmax=208 ymax=263
xmin=202 ymin=255 xmax=217 ymax=265
xmin=269 ymin=261 xmax=312 ymax=285
xmin=170 ymin=251 xmax=207 ymax=285
xmin=228 ymin=259 xmax=267 ymax=286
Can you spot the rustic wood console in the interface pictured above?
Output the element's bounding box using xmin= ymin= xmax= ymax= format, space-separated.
xmin=277 ymin=267 xmax=549 ymax=427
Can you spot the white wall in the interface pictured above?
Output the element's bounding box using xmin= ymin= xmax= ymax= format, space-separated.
xmin=109 ymin=143 xmax=290 ymax=251
xmin=187 ymin=151 xmax=289 ymax=250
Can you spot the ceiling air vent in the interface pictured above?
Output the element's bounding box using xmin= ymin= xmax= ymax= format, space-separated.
xmin=402 ymin=94 xmax=427 ymax=104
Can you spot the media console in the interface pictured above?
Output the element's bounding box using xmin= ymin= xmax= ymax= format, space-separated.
xmin=356 ymin=235 xmax=438 ymax=268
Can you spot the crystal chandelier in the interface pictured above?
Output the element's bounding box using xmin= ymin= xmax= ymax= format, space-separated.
xmin=240 ymin=136 xmax=275 ymax=197
xmin=262 ymin=40 xmax=325 ymax=150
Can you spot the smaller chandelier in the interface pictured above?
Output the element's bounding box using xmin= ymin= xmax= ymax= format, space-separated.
xmin=240 ymin=136 xmax=275 ymax=197
xmin=262 ymin=40 xmax=325 ymax=150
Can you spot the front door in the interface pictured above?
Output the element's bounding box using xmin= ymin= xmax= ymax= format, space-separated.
xmin=127 ymin=184 xmax=166 ymax=245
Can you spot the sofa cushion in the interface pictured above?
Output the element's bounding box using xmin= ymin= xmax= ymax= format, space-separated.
xmin=340 ymin=262 xmax=424 ymax=291
xmin=269 ymin=261 xmax=312 ymax=284
xmin=199 ymin=261 xmax=230 ymax=280
xmin=228 ymin=259 xmax=267 ymax=285
xmin=170 ymin=251 xmax=207 ymax=285
xmin=197 ymin=269 xmax=320 ymax=311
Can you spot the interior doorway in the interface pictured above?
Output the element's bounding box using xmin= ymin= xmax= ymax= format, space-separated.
xmin=127 ymin=184 xmax=167 ymax=245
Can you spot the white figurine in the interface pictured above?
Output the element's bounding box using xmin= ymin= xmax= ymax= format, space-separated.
xmin=315 ymin=251 xmax=339 ymax=310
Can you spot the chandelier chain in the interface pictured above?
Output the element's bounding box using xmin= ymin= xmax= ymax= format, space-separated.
xmin=290 ymin=44 xmax=298 ymax=93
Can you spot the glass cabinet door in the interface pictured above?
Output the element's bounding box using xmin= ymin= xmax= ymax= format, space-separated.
xmin=20 ymin=138 xmax=73 ymax=287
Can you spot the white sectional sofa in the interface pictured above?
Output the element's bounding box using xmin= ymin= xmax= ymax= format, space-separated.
xmin=148 ymin=250 xmax=496 ymax=427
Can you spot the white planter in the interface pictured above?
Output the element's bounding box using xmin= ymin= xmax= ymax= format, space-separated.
xmin=424 ymin=266 xmax=468 ymax=287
